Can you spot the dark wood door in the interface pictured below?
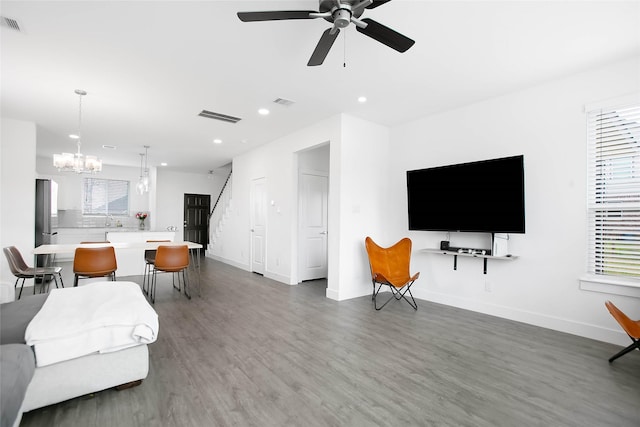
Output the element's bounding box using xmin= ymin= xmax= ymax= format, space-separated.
xmin=184 ymin=193 xmax=210 ymax=252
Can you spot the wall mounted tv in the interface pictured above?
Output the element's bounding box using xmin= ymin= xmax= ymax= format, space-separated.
xmin=406 ymin=155 xmax=525 ymax=233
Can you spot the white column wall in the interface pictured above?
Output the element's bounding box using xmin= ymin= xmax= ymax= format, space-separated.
xmin=334 ymin=115 xmax=391 ymax=300
xmin=1 ymin=119 xmax=36 ymax=285
xmin=389 ymin=57 xmax=640 ymax=345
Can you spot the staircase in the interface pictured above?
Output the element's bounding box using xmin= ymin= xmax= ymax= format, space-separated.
xmin=208 ymin=170 xmax=232 ymax=249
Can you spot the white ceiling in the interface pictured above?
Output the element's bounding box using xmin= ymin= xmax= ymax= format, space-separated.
xmin=2 ymin=1 xmax=639 ymax=173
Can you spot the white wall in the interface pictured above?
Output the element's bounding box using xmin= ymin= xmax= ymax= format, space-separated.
xmin=211 ymin=116 xmax=342 ymax=282
xmin=333 ymin=115 xmax=391 ymax=300
xmin=155 ymin=166 xmax=229 ymax=239
xmin=36 ymin=157 xmax=149 ymax=226
xmin=1 ymin=119 xmax=36 ymax=285
xmin=209 ymin=114 xmax=392 ymax=300
xmin=389 ymin=57 xmax=640 ymax=345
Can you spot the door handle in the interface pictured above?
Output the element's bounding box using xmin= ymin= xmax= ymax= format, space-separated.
xmin=320 ymin=231 xmax=327 ymax=235
xmin=251 ymin=229 xmax=255 ymax=232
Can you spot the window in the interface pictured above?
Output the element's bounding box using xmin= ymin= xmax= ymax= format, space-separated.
xmin=82 ymin=178 xmax=129 ymax=216
xmin=586 ymin=100 xmax=640 ymax=280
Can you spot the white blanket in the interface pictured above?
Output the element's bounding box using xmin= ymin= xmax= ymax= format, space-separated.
xmin=25 ymin=281 xmax=159 ymax=367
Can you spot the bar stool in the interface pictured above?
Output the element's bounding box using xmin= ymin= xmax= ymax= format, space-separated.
xmin=73 ymin=246 xmax=117 ymax=287
xmin=150 ymin=245 xmax=189 ymax=303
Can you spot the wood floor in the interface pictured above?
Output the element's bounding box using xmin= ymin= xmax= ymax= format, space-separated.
xmin=20 ymin=258 xmax=640 ymax=427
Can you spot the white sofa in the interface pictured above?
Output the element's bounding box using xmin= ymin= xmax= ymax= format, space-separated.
xmin=0 ymin=281 xmax=157 ymax=426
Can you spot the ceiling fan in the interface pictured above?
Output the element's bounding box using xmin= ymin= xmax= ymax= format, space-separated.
xmin=237 ymin=0 xmax=415 ymax=66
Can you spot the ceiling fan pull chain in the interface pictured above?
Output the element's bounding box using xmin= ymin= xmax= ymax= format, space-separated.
xmin=343 ymin=28 xmax=347 ymax=68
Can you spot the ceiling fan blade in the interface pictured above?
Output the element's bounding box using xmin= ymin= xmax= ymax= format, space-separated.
xmin=366 ymin=0 xmax=392 ymax=9
xmin=356 ymin=18 xmax=415 ymax=52
xmin=237 ymin=10 xmax=318 ymax=22
xmin=307 ymin=28 xmax=340 ymax=66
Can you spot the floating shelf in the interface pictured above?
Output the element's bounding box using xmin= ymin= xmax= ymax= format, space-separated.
xmin=421 ymin=248 xmax=518 ymax=274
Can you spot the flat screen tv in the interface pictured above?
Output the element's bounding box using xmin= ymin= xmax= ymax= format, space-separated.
xmin=406 ymin=155 xmax=525 ymax=233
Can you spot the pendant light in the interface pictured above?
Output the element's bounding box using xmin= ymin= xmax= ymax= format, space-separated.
xmin=136 ymin=145 xmax=150 ymax=195
xmin=53 ymin=89 xmax=102 ymax=173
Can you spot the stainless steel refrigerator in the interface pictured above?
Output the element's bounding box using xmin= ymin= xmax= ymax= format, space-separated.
xmin=35 ymin=178 xmax=57 ymax=267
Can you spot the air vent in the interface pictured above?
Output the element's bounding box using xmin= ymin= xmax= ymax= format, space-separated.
xmin=274 ymin=98 xmax=295 ymax=107
xmin=1 ymin=16 xmax=21 ymax=32
xmin=198 ymin=110 xmax=242 ymax=124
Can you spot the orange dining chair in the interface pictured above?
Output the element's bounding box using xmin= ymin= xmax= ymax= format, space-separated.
xmin=364 ymin=236 xmax=420 ymax=310
xmin=604 ymin=300 xmax=640 ymax=363
xmin=3 ymin=246 xmax=64 ymax=299
xmin=142 ymin=240 xmax=171 ymax=296
xmin=150 ymin=245 xmax=190 ymax=303
xmin=73 ymin=246 xmax=117 ymax=287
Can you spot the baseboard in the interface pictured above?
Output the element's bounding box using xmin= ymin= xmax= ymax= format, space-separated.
xmin=326 ymin=288 xmax=340 ymax=300
xmin=264 ymin=270 xmax=291 ymax=285
xmin=423 ymin=290 xmax=629 ymax=346
xmin=205 ymin=253 xmax=249 ymax=272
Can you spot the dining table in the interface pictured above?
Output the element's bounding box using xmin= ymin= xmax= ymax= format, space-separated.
xmin=32 ymin=241 xmax=203 ymax=298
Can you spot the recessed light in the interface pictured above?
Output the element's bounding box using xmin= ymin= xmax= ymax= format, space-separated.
xmin=213 ymin=139 xmax=222 ymax=144
xmin=69 ymin=134 xmax=79 ymax=139
xmin=160 ymin=162 xmax=167 ymax=166
xmin=358 ymin=96 xmax=367 ymax=103
xmin=258 ymin=108 xmax=270 ymax=115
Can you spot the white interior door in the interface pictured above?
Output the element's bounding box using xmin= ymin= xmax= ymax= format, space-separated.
xmin=251 ymin=178 xmax=266 ymax=275
xmin=299 ymin=172 xmax=328 ymax=281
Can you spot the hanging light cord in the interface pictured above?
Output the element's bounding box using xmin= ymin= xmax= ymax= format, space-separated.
xmin=343 ymin=28 xmax=347 ymax=68
xmin=76 ymin=91 xmax=83 ymax=156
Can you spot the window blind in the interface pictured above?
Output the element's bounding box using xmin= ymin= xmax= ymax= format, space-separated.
xmin=586 ymin=102 xmax=640 ymax=279
xmin=82 ymin=178 xmax=129 ymax=216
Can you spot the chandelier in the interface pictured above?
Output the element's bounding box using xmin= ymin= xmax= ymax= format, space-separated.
xmin=53 ymin=89 xmax=102 ymax=173
xmin=136 ymin=145 xmax=150 ymax=195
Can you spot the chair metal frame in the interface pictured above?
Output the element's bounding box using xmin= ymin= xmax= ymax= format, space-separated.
xmin=365 ymin=237 xmax=420 ymax=311
xmin=142 ymin=240 xmax=171 ymax=297
xmin=605 ymin=300 xmax=640 ymax=363
xmin=3 ymin=246 xmax=64 ymax=299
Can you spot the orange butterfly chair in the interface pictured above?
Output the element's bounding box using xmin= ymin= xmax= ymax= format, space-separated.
xmin=604 ymin=300 xmax=640 ymax=363
xmin=365 ymin=237 xmax=420 ymax=311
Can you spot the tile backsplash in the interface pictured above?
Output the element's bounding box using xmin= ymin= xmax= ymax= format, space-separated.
xmin=57 ymin=210 xmax=142 ymax=228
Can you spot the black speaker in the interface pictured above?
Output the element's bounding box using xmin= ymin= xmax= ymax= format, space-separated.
xmin=440 ymin=241 xmax=450 ymax=250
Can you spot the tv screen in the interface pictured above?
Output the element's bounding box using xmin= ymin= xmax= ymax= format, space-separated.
xmin=406 ymin=155 xmax=525 ymax=233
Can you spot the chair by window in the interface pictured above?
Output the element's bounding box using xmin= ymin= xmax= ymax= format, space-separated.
xmin=604 ymin=300 xmax=640 ymax=363
xmin=150 ymin=245 xmax=189 ymax=304
xmin=365 ymin=237 xmax=420 ymax=311
xmin=3 ymin=246 xmax=64 ymax=299
xmin=73 ymin=246 xmax=117 ymax=287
